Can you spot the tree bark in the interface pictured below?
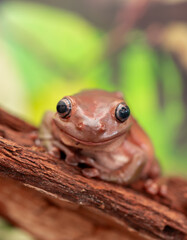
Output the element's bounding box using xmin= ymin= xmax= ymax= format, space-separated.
xmin=0 ymin=108 xmax=187 ymax=240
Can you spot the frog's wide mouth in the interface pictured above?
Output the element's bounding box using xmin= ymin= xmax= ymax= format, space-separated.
xmin=60 ymin=128 xmax=126 ymax=146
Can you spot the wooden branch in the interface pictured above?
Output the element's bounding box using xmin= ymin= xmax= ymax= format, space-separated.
xmin=0 ymin=108 xmax=187 ymax=240
xmin=0 ymin=177 xmax=145 ymax=240
xmin=0 ymin=108 xmax=36 ymax=132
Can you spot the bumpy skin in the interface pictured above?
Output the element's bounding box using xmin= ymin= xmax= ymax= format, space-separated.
xmin=39 ymin=90 xmax=162 ymax=194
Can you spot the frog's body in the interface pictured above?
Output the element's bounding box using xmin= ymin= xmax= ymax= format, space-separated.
xmin=39 ymin=90 xmax=161 ymax=192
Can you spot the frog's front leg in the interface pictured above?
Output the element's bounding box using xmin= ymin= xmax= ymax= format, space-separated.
xmin=98 ymin=152 xmax=147 ymax=185
xmin=81 ymin=141 xmax=147 ymax=184
xmin=78 ymin=155 xmax=108 ymax=178
xmin=38 ymin=111 xmax=77 ymax=164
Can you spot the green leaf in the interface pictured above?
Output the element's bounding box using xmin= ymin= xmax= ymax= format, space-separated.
xmin=0 ymin=1 xmax=105 ymax=92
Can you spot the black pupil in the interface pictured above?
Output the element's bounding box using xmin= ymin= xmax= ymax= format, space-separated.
xmin=57 ymin=101 xmax=68 ymax=113
xmin=119 ymin=106 xmax=129 ymax=119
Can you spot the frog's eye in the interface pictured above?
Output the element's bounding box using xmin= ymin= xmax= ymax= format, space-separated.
xmin=115 ymin=103 xmax=130 ymax=122
xmin=56 ymin=98 xmax=72 ymax=118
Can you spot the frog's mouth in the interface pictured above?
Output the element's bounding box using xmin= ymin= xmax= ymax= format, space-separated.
xmin=60 ymin=128 xmax=128 ymax=146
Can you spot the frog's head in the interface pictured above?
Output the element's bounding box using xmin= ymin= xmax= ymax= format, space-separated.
xmin=53 ymin=90 xmax=132 ymax=148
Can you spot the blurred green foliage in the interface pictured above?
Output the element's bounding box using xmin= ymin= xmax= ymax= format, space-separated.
xmin=0 ymin=1 xmax=186 ymax=176
xmin=0 ymin=218 xmax=33 ymax=240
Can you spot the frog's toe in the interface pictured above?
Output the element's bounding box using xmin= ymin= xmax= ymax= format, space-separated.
xmin=65 ymin=156 xmax=79 ymax=166
xmin=82 ymin=168 xmax=100 ymax=178
xmin=29 ymin=131 xmax=38 ymax=141
xmin=48 ymin=146 xmax=61 ymax=159
xmin=159 ymin=184 xmax=168 ymax=197
xmin=144 ymin=179 xmax=168 ymax=197
xmin=144 ymin=179 xmax=159 ymax=195
xmin=35 ymin=138 xmax=41 ymax=146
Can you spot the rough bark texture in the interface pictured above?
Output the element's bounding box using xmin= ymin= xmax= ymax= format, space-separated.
xmin=0 ymin=108 xmax=187 ymax=240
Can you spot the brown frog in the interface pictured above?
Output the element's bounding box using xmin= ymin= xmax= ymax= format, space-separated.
xmin=39 ymin=89 xmax=165 ymax=195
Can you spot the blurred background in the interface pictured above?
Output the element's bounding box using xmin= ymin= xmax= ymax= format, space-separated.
xmin=0 ymin=0 xmax=187 ymax=238
xmin=1 ymin=0 xmax=187 ymax=171
xmin=0 ymin=0 xmax=187 ymax=175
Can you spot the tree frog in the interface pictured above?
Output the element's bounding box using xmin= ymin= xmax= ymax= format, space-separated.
xmin=39 ymin=90 xmax=165 ymax=195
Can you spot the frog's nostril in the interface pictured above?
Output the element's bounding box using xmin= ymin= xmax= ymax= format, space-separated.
xmin=77 ymin=122 xmax=84 ymax=130
xmin=99 ymin=123 xmax=106 ymax=132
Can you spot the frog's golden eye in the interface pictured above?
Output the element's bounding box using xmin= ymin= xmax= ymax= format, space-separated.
xmin=56 ymin=98 xmax=72 ymax=118
xmin=115 ymin=103 xmax=130 ymax=122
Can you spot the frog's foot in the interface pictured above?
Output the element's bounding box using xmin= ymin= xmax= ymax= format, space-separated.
xmin=37 ymin=138 xmax=61 ymax=158
xmin=78 ymin=156 xmax=100 ymax=168
xmin=65 ymin=156 xmax=79 ymax=166
xmin=144 ymin=178 xmax=168 ymax=197
xmin=52 ymin=140 xmax=79 ymax=165
xmin=48 ymin=146 xmax=61 ymax=159
xmin=82 ymin=168 xmax=100 ymax=178
xmin=28 ymin=131 xmax=38 ymax=141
